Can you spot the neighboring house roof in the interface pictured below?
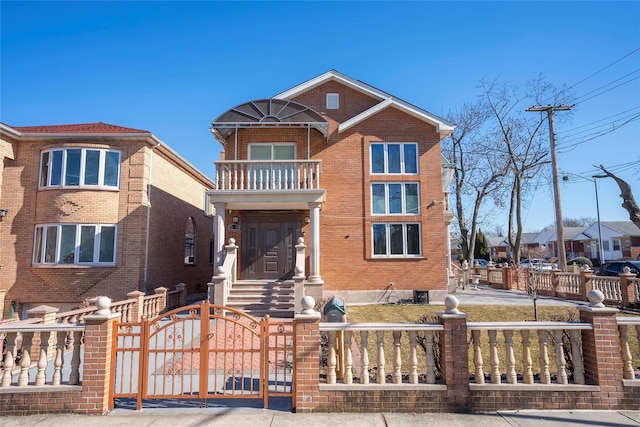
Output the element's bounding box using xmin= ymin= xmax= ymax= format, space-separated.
xmin=210 ymin=99 xmax=330 ymax=144
xmin=6 ymin=122 xmax=150 ymax=134
xmin=487 ymin=236 xmax=507 ymax=247
xmin=519 ymin=233 xmax=540 ymax=245
xmin=0 ymin=122 xmax=215 ymax=188
xmin=600 ymin=221 xmax=640 ymax=236
xmin=545 ymin=227 xmax=588 ymax=243
xmin=273 ymin=70 xmax=455 ymax=137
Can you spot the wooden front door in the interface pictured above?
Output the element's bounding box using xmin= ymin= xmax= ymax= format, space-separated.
xmin=241 ymin=217 xmax=299 ymax=280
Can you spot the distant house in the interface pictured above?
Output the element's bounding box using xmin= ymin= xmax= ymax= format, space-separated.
xmin=576 ymin=221 xmax=640 ymax=261
xmin=207 ymin=70 xmax=455 ymax=306
xmin=0 ymin=122 xmax=214 ymax=318
xmin=544 ymin=227 xmax=587 ymax=260
xmin=486 ymin=236 xmax=508 ymax=260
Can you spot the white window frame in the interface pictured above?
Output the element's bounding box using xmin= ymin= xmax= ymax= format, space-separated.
xmin=371 ymin=182 xmax=420 ymax=215
xmin=326 ymin=93 xmax=339 ymax=109
xmin=612 ymin=239 xmax=621 ymax=251
xmin=372 ymin=222 xmax=422 ymax=257
xmin=33 ymin=223 xmax=117 ymax=266
xmin=370 ymin=142 xmax=419 ymax=175
xmin=248 ymin=143 xmax=296 ymax=160
xmin=39 ymin=148 xmax=121 ymax=189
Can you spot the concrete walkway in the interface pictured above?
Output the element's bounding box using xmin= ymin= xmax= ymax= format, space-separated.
xmin=2 ymin=408 xmax=639 ymax=426
xmin=451 ymin=284 xmax=589 ymax=307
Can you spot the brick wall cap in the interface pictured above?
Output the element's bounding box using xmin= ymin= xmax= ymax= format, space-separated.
xmin=577 ymin=306 xmax=619 ymax=314
xmin=295 ymin=312 xmax=321 ymax=321
xmin=127 ymin=291 xmax=145 ymax=298
xmin=26 ymin=305 xmax=59 ymax=315
xmin=437 ymin=312 xmax=468 ymax=319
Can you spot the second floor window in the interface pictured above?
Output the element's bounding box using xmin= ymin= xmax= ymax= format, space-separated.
xmin=33 ymin=223 xmax=117 ymax=266
xmin=371 ymin=183 xmax=419 ymax=215
xmin=371 ymin=143 xmax=418 ymax=175
xmin=185 ymin=217 xmax=196 ymax=265
xmin=40 ymin=148 xmax=121 ymax=189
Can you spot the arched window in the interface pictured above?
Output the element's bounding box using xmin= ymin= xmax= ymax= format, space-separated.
xmin=185 ymin=217 xmax=196 ymax=265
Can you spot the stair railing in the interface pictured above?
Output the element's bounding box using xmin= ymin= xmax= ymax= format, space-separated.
xmin=208 ymin=238 xmax=238 ymax=306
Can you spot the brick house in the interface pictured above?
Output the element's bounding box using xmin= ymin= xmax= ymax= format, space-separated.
xmin=0 ymin=122 xmax=214 ymax=318
xmin=208 ymin=70 xmax=455 ymax=306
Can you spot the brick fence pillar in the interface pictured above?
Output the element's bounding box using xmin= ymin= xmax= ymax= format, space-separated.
xmin=578 ymin=290 xmax=625 ymax=409
xmin=174 ymin=283 xmax=187 ymax=307
xmin=293 ymin=296 xmax=322 ymax=413
xmin=619 ymin=269 xmax=638 ymax=306
xmin=127 ymin=290 xmax=145 ymax=322
xmin=154 ymin=286 xmax=168 ymax=312
xmin=82 ymin=297 xmax=121 ymax=414
xmin=579 ymin=268 xmax=593 ymax=301
xmin=437 ymin=295 xmax=470 ymax=412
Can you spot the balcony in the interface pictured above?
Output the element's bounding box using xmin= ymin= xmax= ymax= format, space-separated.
xmin=210 ymin=160 xmax=325 ymax=210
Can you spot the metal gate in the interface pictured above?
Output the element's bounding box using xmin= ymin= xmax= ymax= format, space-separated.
xmin=110 ymin=301 xmax=295 ymax=410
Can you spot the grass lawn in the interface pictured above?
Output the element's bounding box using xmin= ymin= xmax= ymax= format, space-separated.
xmin=328 ymin=303 xmax=640 ymax=382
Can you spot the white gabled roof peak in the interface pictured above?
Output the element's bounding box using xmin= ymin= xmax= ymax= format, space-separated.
xmin=274 ymin=70 xmax=454 ymax=138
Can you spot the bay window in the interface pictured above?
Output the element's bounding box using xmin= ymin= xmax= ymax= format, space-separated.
xmin=33 ymin=224 xmax=117 ymax=266
xmin=40 ymin=148 xmax=121 ymax=189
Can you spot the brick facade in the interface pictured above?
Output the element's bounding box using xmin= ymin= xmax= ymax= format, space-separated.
xmin=0 ymin=124 xmax=214 ymax=317
xmin=211 ymin=71 xmax=453 ymax=301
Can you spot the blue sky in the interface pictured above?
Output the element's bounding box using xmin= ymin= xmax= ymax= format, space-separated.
xmin=2 ymin=1 xmax=639 ymax=233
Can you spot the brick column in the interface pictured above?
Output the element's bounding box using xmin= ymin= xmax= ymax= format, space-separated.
xmin=175 ymin=283 xmax=187 ymax=307
xmin=579 ymin=268 xmax=593 ymax=301
xmin=154 ymin=286 xmax=168 ymax=311
xmin=81 ymin=297 xmax=121 ymax=414
xmin=0 ymin=288 xmax=5 ymax=319
xmin=619 ymin=270 xmax=637 ymax=306
xmin=578 ymin=290 xmax=624 ymax=409
xmin=127 ymin=290 xmax=145 ymax=322
xmin=437 ymin=295 xmax=470 ymax=411
xmin=293 ymin=296 xmax=322 ymax=413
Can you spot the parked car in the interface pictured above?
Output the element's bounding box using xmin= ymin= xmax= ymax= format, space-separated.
xmin=520 ymin=259 xmax=557 ymax=271
xmin=473 ymin=259 xmax=489 ymax=267
xmin=594 ymin=260 xmax=640 ymax=276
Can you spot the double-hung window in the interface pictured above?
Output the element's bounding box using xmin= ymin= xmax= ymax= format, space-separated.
xmin=372 ymin=183 xmax=419 ymax=215
xmin=33 ymin=224 xmax=117 ymax=266
xmin=39 ymin=148 xmax=121 ymax=189
xmin=370 ymin=143 xmax=418 ymax=175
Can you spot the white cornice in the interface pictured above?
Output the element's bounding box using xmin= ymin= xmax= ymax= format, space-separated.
xmin=274 ymin=70 xmax=455 ymax=138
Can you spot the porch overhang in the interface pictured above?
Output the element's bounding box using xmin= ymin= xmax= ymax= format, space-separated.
xmin=207 ymin=189 xmax=326 ymax=211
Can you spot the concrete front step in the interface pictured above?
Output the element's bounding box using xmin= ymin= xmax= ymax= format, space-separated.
xmin=227 ymin=280 xmax=295 ymax=318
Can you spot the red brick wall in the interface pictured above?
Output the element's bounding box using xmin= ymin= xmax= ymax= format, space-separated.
xmin=0 ymin=134 xmax=213 ymax=315
xmin=220 ymin=80 xmax=448 ymax=294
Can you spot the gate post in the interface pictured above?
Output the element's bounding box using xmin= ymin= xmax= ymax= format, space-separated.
xmin=83 ymin=297 xmax=121 ymax=414
xmin=293 ymin=296 xmax=321 ymax=413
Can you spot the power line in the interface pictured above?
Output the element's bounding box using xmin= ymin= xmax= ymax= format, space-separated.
xmin=555 ymin=106 xmax=640 ymax=135
xmin=565 ymin=48 xmax=640 ymax=92
xmin=574 ymin=74 xmax=640 ymax=105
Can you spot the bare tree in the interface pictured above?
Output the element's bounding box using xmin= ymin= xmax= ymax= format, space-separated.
xmin=597 ymin=165 xmax=640 ymax=229
xmin=442 ymin=101 xmax=508 ymax=263
xmin=479 ymin=77 xmax=561 ymax=263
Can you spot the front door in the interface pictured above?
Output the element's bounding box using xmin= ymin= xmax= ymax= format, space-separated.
xmin=241 ymin=216 xmax=299 ymax=280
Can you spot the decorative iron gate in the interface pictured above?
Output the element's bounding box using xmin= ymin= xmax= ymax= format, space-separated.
xmin=110 ymin=301 xmax=295 ymax=410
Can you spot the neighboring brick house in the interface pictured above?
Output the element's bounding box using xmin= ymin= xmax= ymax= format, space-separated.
xmin=0 ymin=122 xmax=214 ymax=318
xmin=208 ymin=70 xmax=455 ymax=305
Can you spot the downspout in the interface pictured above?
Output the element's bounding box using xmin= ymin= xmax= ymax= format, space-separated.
xmin=307 ymin=125 xmax=310 ymax=159
xmin=143 ymin=145 xmax=155 ymax=287
xmin=234 ymin=124 xmax=238 ymax=160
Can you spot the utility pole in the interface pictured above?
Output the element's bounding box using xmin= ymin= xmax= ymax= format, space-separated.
xmin=526 ymin=104 xmax=573 ymax=271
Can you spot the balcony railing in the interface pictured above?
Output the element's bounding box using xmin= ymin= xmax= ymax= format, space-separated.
xmin=214 ymin=160 xmax=321 ymax=191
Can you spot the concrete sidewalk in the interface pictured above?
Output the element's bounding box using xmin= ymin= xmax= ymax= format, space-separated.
xmin=451 ymin=284 xmax=588 ymax=307
xmin=2 ymin=409 xmax=639 ymax=427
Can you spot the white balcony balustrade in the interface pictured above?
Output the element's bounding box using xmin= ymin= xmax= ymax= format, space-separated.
xmin=214 ymin=160 xmax=321 ymax=191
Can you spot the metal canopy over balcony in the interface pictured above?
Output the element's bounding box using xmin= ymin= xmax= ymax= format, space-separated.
xmin=210 ymin=98 xmax=330 ymax=144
